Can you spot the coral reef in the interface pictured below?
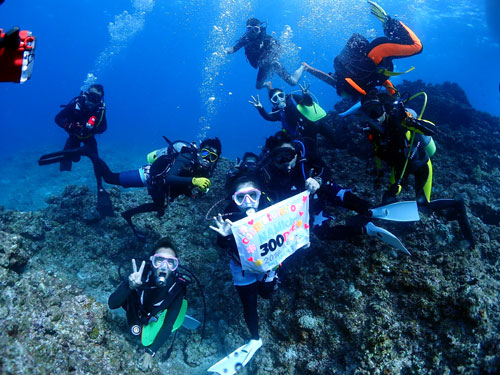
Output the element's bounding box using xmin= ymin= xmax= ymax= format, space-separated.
xmin=0 ymin=81 xmax=499 ymax=374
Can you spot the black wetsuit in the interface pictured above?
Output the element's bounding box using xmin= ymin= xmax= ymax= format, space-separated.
xmin=306 ymin=19 xmax=422 ymax=98
xmin=108 ymin=271 xmax=186 ymax=355
xmin=216 ymin=200 xmax=276 ymax=340
xmin=364 ymin=98 xmax=474 ymax=245
xmin=55 ymin=96 xmax=107 ymax=189
xmin=366 ymin=104 xmax=432 ymax=204
xmin=231 ymin=30 xmax=293 ymax=89
xmin=261 ymin=139 xmax=371 ymax=241
xmin=95 ymin=150 xmax=206 ymax=236
xmin=257 ymin=93 xmax=336 ymax=143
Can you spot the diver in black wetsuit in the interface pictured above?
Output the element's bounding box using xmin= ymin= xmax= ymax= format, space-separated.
xmin=49 ymin=84 xmax=112 ymax=216
xmin=358 ymin=90 xmax=475 ymax=247
xmin=207 ymin=155 xmax=279 ymax=371
xmin=108 ymin=238 xmax=188 ymax=371
xmin=209 ymin=166 xmax=272 ymax=362
xmin=95 ymin=138 xmax=221 ymax=239
xmin=225 ymin=18 xmax=305 ymax=90
xmin=303 ymin=1 xmax=422 ymax=99
xmin=259 ymin=131 xmax=408 ymax=251
xmin=249 ymin=83 xmax=335 ymax=143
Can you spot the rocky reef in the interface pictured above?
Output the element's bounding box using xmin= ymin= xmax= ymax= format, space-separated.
xmin=1 ymin=81 xmax=499 ymax=375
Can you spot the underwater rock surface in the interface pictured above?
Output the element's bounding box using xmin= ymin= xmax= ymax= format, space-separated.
xmin=1 ymin=81 xmax=499 ymax=374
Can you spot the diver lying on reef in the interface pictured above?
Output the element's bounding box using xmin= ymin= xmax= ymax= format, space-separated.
xmin=303 ymin=1 xmax=422 ymax=99
xmin=258 ymin=131 xmax=411 ymax=253
xmin=94 ymin=137 xmax=221 ymax=240
xmin=354 ymin=90 xmax=475 ymax=247
xmin=108 ymin=238 xmax=198 ymax=371
xmin=249 ymin=82 xmax=336 ymax=144
xmin=225 ymin=18 xmax=305 ymax=90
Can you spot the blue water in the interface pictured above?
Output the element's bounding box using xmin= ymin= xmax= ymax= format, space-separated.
xmin=0 ymin=0 xmax=499 ymax=209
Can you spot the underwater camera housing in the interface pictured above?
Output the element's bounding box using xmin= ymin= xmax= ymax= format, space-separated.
xmin=0 ymin=27 xmax=36 ymax=83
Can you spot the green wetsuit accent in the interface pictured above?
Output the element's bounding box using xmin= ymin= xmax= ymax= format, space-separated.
xmin=141 ymin=299 xmax=188 ymax=347
xmin=425 ymin=137 xmax=436 ymax=157
xmin=422 ymin=159 xmax=433 ymax=203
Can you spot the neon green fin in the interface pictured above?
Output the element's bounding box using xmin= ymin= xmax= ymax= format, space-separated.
xmin=368 ymin=0 xmax=388 ymax=23
xmin=296 ymin=102 xmax=327 ymax=122
xmin=141 ymin=299 xmax=188 ymax=347
xmin=379 ymin=66 xmax=415 ymax=77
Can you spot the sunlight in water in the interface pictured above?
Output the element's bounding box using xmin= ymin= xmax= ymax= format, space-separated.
xmin=197 ymin=0 xmax=253 ymax=140
xmin=82 ymin=0 xmax=156 ymax=90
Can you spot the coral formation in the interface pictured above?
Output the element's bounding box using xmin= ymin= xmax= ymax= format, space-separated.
xmin=1 ymin=81 xmax=499 ymax=374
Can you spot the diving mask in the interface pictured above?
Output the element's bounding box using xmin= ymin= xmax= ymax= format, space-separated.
xmin=150 ymin=254 xmax=179 ymax=272
xmin=233 ymin=187 xmax=261 ymax=208
xmin=200 ymin=148 xmax=219 ymax=163
xmin=246 ymin=25 xmax=261 ymax=33
xmin=270 ymin=91 xmax=286 ymax=109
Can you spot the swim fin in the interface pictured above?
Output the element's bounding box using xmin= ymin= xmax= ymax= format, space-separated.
xmin=97 ymin=188 xmax=115 ymax=218
xmin=182 ymin=315 xmax=201 ymax=330
xmin=208 ymin=339 xmax=262 ymax=375
xmin=365 ymin=222 xmax=411 ymax=255
xmin=370 ymin=201 xmax=420 ymax=222
xmin=368 ymin=0 xmax=389 ymax=23
xmin=38 ymin=147 xmax=86 ymax=166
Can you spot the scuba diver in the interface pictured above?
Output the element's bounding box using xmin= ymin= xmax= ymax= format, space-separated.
xmin=357 ymin=90 xmax=475 ymax=247
xmin=108 ymin=238 xmax=190 ymax=371
xmin=249 ymin=83 xmax=336 ymax=143
xmin=207 ymin=154 xmax=275 ymax=375
xmin=225 ymin=18 xmax=305 ymax=90
xmin=94 ymin=137 xmax=221 ymax=240
xmin=303 ymin=1 xmax=422 ymax=99
xmin=259 ymin=131 xmax=410 ymax=253
xmin=38 ymin=84 xmax=112 ymax=217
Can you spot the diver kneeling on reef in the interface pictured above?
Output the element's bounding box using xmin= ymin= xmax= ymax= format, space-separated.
xmin=225 ymin=18 xmax=305 ymax=90
xmin=108 ymin=238 xmax=196 ymax=371
xmin=303 ymin=1 xmax=422 ymax=99
xmin=94 ymin=137 xmax=221 ymax=240
xmin=356 ymin=89 xmax=475 ymax=247
xmin=207 ymin=155 xmax=274 ymax=374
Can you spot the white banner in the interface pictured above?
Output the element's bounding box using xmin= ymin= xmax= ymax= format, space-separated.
xmin=230 ymin=191 xmax=310 ymax=272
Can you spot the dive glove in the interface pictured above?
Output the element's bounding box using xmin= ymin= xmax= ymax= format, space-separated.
xmin=192 ymin=177 xmax=211 ymax=193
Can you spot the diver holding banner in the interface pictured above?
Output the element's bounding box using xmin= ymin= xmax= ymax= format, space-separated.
xmin=230 ymin=189 xmax=310 ymax=273
xmin=208 ymin=160 xmax=308 ymax=375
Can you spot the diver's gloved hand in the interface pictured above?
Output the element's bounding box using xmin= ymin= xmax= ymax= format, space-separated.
xmin=138 ymin=351 xmax=154 ymax=371
xmin=209 ymin=213 xmax=233 ymax=237
xmin=128 ymin=259 xmax=145 ymax=290
xmin=305 ymin=177 xmax=321 ymax=194
xmin=192 ymin=177 xmax=211 ymax=193
xmin=404 ymin=117 xmax=436 ymax=136
xmin=248 ymin=95 xmax=263 ymax=109
xmin=224 ymin=47 xmax=234 ymax=54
